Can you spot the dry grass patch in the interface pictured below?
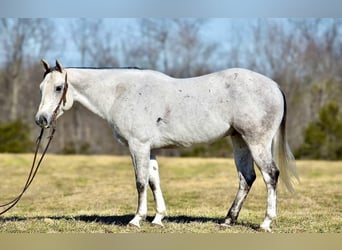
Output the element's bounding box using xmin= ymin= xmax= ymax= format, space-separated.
xmin=0 ymin=154 xmax=340 ymax=232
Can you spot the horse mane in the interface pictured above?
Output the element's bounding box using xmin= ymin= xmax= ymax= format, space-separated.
xmin=65 ymin=66 xmax=143 ymax=70
xmin=43 ymin=66 xmax=143 ymax=79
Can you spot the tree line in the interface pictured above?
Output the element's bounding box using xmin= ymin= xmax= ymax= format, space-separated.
xmin=0 ymin=18 xmax=341 ymax=159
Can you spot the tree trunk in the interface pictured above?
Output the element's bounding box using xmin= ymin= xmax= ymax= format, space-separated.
xmin=10 ymin=78 xmax=19 ymax=120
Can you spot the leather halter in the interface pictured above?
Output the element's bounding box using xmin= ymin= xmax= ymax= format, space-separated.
xmin=51 ymin=73 xmax=69 ymax=127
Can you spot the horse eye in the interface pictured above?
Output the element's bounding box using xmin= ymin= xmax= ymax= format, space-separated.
xmin=55 ymin=85 xmax=63 ymax=92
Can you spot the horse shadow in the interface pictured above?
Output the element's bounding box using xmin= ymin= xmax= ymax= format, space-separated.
xmin=1 ymin=214 xmax=260 ymax=231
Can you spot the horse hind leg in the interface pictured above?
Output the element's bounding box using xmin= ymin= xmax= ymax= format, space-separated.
xmin=149 ymin=154 xmax=167 ymax=226
xmin=248 ymin=142 xmax=280 ymax=232
xmin=222 ymin=133 xmax=256 ymax=226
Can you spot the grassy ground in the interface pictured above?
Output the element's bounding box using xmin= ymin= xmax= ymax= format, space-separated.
xmin=0 ymin=154 xmax=340 ymax=233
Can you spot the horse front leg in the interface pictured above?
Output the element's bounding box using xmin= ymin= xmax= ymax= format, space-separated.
xmin=149 ymin=154 xmax=167 ymax=226
xmin=128 ymin=141 xmax=150 ymax=228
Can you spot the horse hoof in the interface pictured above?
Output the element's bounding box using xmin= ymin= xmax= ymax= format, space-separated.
xmin=151 ymin=213 xmax=165 ymax=227
xmin=128 ymin=219 xmax=141 ymax=228
xmin=152 ymin=220 xmax=164 ymax=227
xmin=219 ymin=222 xmax=232 ymax=228
xmin=260 ymin=218 xmax=273 ymax=232
xmin=259 ymin=225 xmax=272 ymax=232
xmin=220 ymin=217 xmax=235 ymax=228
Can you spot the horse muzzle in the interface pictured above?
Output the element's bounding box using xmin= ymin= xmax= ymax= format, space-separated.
xmin=35 ymin=113 xmax=51 ymax=128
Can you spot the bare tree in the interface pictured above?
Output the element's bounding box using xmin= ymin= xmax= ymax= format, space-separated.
xmin=70 ymin=19 xmax=120 ymax=67
xmin=123 ymin=19 xmax=173 ymax=71
xmin=124 ymin=19 xmax=219 ymax=77
xmin=169 ymin=19 xmax=218 ymax=77
xmin=244 ymin=19 xmax=342 ymax=149
xmin=0 ymin=18 xmax=54 ymax=122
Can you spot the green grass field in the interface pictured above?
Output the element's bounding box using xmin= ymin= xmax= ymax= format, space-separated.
xmin=0 ymin=154 xmax=340 ymax=233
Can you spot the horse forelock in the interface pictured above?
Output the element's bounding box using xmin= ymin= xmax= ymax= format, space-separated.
xmin=43 ymin=66 xmax=62 ymax=79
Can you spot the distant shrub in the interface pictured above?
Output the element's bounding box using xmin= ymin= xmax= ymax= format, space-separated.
xmin=296 ymin=101 xmax=342 ymax=160
xmin=61 ymin=141 xmax=91 ymax=155
xmin=0 ymin=120 xmax=33 ymax=153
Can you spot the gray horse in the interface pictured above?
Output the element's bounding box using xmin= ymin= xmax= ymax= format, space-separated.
xmin=35 ymin=60 xmax=298 ymax=232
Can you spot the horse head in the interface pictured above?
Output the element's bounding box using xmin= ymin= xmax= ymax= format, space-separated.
xmin=35 ymin=59 xmax=74 ymax=128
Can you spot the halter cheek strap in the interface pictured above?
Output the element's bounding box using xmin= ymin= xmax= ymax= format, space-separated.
xmin=51 ymin=73 xmax=69 ymax=126
xmin=62 ymin=74 xmax=68 ymax=106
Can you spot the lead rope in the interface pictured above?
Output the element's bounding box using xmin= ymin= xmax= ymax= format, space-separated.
xmin=0 ymin=127 xmax=55 ymax=215
xmin=0 ymin=73 xmax=68 ymax=216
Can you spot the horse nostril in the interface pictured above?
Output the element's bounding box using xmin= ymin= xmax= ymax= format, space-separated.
xmin=36 ymin=114 xmax=49 ymax=127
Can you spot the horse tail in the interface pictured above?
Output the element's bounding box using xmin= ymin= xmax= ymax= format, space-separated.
xmin=272 ymin=90 xmax=299 ymax=193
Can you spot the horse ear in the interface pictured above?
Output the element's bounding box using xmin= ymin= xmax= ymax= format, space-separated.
xmin=56 ymin=59 xmax=64 ymax=73
xmin=41 ymin=59 xmax=50 ymax=72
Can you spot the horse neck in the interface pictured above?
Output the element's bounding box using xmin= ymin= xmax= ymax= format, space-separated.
xmin=66 ymin=68 xmax=118 ymax=120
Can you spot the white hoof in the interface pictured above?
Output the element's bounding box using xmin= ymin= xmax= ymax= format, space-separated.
xmin=219 ymin=222 xmax=232 ymax=228
xmin=260 ymin=219 xmax=272 ymax=232
xmin=259 ymin=225 xmax=272 ymax=232
xmin=152 ymin=220 xmax=164 ymax=227
xmin=129 ymin=215 xmax=143 ymax=228
xmin=151 ymin=213 xmax=165 ymax=227
xmin=128 ymin=220 xmax=140 ymax=228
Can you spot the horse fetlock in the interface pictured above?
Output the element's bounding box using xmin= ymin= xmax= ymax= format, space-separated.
xmin=267 ymin=211 xmax=277 ymax=220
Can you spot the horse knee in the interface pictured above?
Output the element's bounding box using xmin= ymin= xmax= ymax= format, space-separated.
xmin=149 ymin=179 xmax=157 ymax=191
xmin=148 ymin=159 xmax=160 ymax=191
xmin=136 ymin=180 xmax=147 ymax=192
